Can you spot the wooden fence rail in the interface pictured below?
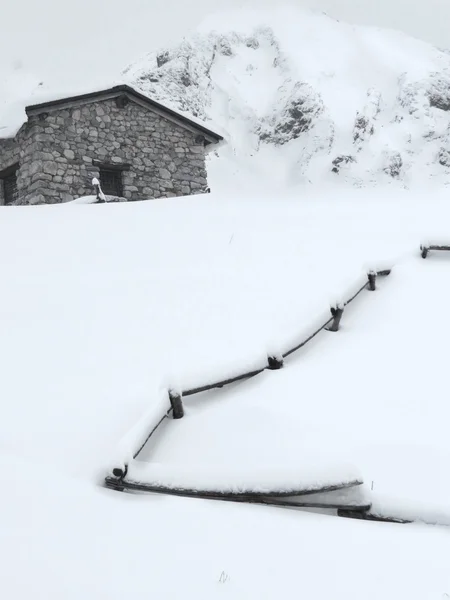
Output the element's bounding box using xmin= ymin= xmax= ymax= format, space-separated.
xmin=109 ymin=268 xmax=391 ymax=478
xmin=420 ymin=244 xmax=450 ymax=259
xmin=104 ymin=474 xmax=371 ymax=513
xmin=181 ymin=269 xmax=390 ymax=398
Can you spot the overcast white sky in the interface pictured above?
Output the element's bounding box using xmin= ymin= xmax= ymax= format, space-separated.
xmin=1 ymin=0 xmax=450 ymax=89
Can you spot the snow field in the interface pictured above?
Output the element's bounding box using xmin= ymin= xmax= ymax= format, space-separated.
xmin=138 ymin=252 xmax=450 ymax=524
xmin=2 ymin=187 xmax=450 ymax=600
xmin=3 ymin=452 xmax=450 ymax=600
xmin=0 ymin=187 xmax=414 ymax=480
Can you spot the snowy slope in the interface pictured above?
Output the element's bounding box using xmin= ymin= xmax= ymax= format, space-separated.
xmin=2 ymin=187 xmax=450 ymax=597
xmin=4 ymin=7 xmax=450 ymax=596
xmin=124 ymin=7 xmax=450 ymax=187
xmin=140 ymin=257 xmax=450 ymax=522
xmin=3 ymin=453 xmax=450 ymax=600
xmin=0 ymin=67 xmax=46 ymax=137
xmin=0 ymin=189 xmax=409 ymax=481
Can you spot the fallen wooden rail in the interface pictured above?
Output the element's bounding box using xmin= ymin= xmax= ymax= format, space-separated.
xmin=104 ymin=475 xmax=371 ymax=513
xmin=106 ymin=473 xmax=449 ymax=526
xmin=337 ymin=508 xmax=411 ymax=524
xmin=420 ymin=244 xmax=450 ymax=259
xmin=105 ymin=474 xmax=363 ymax=498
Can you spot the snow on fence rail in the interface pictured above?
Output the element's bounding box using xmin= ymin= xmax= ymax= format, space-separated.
xmin=113 ymin=461 xmax=363 ymax=497
xmin=108 ymin=268 xmax=391 ymax=479
xmin=339 ymin=493 xmax=450 ymax=527
xmin=181 ymin=269 xmax=390 ymax=394
xmin=109 ymin=391 xmax=172 ymax=478
xmin=105 ymin=463 xmax=369 ymax=510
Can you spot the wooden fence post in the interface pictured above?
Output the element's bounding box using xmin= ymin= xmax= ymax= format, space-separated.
xmin=328 ymin=305 xmax=344 ymax=332
xmin=368 ymin=271 xmax=376 ymax=291
xmin=168 ymin=389 xmax=184 ymax=419
xmin=112 ymin=464 xmax=128 ymax=479
xmin=267 ymin=355 xmax=284 ymax=370
xmin=92 ymin=177 xmax=106 ymax=202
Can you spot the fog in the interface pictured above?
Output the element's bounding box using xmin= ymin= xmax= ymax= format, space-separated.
xmin=1 ymin=0 xmax=449 ymax=90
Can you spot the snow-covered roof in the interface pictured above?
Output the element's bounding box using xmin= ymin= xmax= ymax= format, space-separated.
xmin=24 ymin=84 xmax=223 ymax=144
xmin=0 ymin=82 xmax=223 ymax=144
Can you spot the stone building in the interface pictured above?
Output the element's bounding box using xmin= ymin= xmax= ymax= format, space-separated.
xmin=0 ymin=85 xmax=222 ymax=205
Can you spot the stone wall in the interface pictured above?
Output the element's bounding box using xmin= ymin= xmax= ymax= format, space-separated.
xmin=0 ymin=138 xmax=20 ymax=171
xmin=0 ymin=124 xmax=43 ymax=205
xmin=0 ymin=137 xmax=19 ymax=204
xmin=5 ymin=97 xmax=209 ymax=205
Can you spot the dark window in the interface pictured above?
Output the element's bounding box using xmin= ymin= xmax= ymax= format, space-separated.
xmin=1 ymin=168 xmax=18 ymax=205
xmin=99 ymin=168 xmax=123 ymax=197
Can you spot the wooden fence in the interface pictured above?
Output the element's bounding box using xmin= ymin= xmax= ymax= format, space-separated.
xmin=108 ymin=268 xmax=391 ymax=480
xmin=420 ymin=244 xmax=450 ymax=259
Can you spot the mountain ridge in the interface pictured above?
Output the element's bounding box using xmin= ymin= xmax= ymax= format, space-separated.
xmin=124 ymin=7 xmax=450 ymax=187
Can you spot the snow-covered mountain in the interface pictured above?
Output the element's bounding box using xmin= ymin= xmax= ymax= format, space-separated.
xmin=124 ymin=7 xmax=450 ymax=187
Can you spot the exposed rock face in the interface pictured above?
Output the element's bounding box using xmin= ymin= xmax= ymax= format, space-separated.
xmin=383 ymin=152 xmax=403 ymax=178
xmin=352 ymin=89 xmax=380 ymax=149
xmin=0 ymin=97 xmax=209 ymax=205
xmin=331 ymin=155 xmax=356 ymax=174
xmin=259 ymin=83 xmax=323 ymax=145
xmin=427 ymin=77 xmax=450 ymax=111
xmin=438 ymin=147 xmax=450 ymax=166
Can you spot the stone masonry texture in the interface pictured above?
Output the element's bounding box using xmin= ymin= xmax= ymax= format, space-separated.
xmin=0 ymin=97 xmax=210 ymax=205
